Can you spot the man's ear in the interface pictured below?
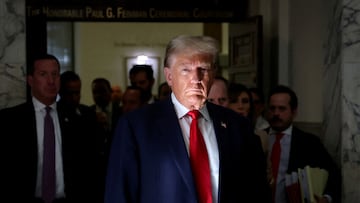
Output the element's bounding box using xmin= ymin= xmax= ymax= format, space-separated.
xmin=27 ymin=75 xmax=33 ymax=88
xmin=164 ymin=67 xmax=172 ymax=86
xmin=150 ymin=77 xmax=155 ymax=86
xmin=293 ymin=108 xmax=298 ymax=117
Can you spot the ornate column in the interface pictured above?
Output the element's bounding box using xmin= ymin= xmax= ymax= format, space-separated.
xmin=323 ymin=0 xmax=360 ymax=202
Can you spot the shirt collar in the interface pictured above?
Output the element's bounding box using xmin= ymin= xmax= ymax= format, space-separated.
xmin=32 ymin=96 xmax=57 ymax=111
xmin=171 ymin=92 xmax=210 ymax=121
xmin=269 ymin=125 xmax=293 ymax=136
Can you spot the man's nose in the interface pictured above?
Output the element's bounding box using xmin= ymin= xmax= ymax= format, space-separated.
xmin=190 ymin=68 xmax=204 ymax=82
xmin=272 ymin=108 xmax=281 ymax=116
xmin=47 ymin=75 xmax=56 ymax=84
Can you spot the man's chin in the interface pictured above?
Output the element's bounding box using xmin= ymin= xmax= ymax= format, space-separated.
xmin=271 ymin=125 xmax=286 ymax=132
xmin=185 ymin=96 xmax=206 ymax=109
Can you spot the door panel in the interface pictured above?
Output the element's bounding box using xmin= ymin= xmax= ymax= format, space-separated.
xmin=228 ymin=15 xmax=263 ymax=88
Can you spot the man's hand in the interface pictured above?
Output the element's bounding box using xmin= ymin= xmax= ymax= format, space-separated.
xmin=314 ymin=194 xmax=330 ymax=203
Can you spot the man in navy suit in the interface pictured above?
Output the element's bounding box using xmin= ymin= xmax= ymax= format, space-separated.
xmin=105 ymin=35 xmax=271 ymax=203
xmin=267 ymin=85 xmax=341 ymax=203
xmin=0 ymin=54 xmax=102 ymax=203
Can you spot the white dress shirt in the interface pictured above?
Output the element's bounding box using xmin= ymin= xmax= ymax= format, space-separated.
xmin=33 ymin=97 xmax=65 ymax=198
xmin=269 ymin=125 xmax=333 ymax=203
xmin=171 ymin=93 xmax=219 ymax=203
xmin=269 ymin=126 xmax=293 ymax=203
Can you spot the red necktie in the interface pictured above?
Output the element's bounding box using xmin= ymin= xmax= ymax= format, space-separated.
xmin=270 ymin=132 xmax=284 ymax=202
xmin=42 ymin=106 xmax=56 ymax=203
xmin=188 ymin=110 xmax=213 ymax=203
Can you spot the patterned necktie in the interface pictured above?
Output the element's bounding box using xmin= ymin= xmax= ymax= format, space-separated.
xmin=188 ymin=110 xmax=213 ymax=203
xmin=271 ymin=132 xmax=284 ymax=202
xmin=42 ymin=106 xmax=56 ymax=203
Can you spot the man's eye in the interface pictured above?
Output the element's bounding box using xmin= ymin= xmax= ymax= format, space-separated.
xmin=219 ymin=98 xmax=227 ymax=102
xmin=199 ymin=68 xmax=210 ymax=74
xmin=52 ymin=72 xmax=59 ymax=77
xmin=181 ymin=68 xmax=191 ymax=74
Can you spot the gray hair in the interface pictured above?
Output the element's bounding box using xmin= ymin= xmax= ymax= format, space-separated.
xmin=164 ymin=35 xmax=219 ymax=69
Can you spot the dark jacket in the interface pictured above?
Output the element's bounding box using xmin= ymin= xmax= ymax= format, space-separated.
xmin=0 ymin=101 xmax=102 ymax=203
xmin=105 ymin=98 xmax=271 ymax=203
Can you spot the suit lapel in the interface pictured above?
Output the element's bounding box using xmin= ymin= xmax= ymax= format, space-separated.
xmin=205 ymin=103 xmax=229 ymax=202
xmin=155 ymin=99 xmax=196 ymax=194
xmin=57 ymin=105 xmax=67 ymax=147
xmin=206 ymin=103 xmax=228 ymax=155
xmin=287 ymin=127 xmax=304 ymax=173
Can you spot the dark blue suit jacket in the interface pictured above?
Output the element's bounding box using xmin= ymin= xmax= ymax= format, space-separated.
xmin=105 ymin=98 xmax=271 ymax=203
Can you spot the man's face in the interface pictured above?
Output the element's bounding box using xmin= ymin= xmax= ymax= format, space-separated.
xmin=158 ymin=84 xmax=171 ymax=101
xmin=164 ymin=53 xmax=214 ymax=110
xmin=130 ymin=71 xmax=154 ymax=93
xmin=267 ymin=93 xmax=297 ymax=131
xmin=111 ymin=85 xmax=123 ymax=103
xmin=61 ymin=80 xmax=81 ymax=108
xmin=27 ymin=59 xmax=60 ymax=105
xmin=251 ymin=92 xmax=264 ymax=117
xmin=207 ymin=79 xmax=229 ymax=107
xmin=92 ymin=82 xmax=112 ymax=108
xmin=122 ymin=89 xmax=143 ymax=113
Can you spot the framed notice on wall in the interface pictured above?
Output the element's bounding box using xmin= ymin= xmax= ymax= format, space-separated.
xmin=228 ymin=15 xmax=262 ymax=88
xmin=232 ymin=33 xmax=255 ymax=67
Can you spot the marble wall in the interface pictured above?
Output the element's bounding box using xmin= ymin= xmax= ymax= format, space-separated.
xmin=323 ymin=0 xmax=360 ymax=202
xmin=340 ymin=1 xmax=360 ymax=202
xmin=0 ymin=0 xmax=26 ymax=109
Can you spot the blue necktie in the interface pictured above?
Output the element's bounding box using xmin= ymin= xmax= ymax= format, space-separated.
xmin=42 ymin=106 xmax=56 ymax=203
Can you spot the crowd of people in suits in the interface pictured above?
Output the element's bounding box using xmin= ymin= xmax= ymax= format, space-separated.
xmin=207 ymin=75 xmax=341 ymax=203
xmin=0 ymin=34 xmax=340 ymax=203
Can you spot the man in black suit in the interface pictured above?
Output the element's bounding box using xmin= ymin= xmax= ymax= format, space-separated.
xmin=0 ymin=54 xmax=101 ymax=203
xmin=129 ymin=64 xmax=156 ymax=104
xmin=90 ymin=78 xmax=122 ymax=159
xmin=58 ymin=70 xmax=105 ymax=202
xmin=59 ymin=71 xmax=95 ymax=119
xmin=105 ymin=35 xmax=271 ymax=203
xmin=267 ymin=85 xmax=341 ymax=203
xmin=120 ymin=85 xmax=147 ymax=114
xmin=58 ymin=71 xmax=101 ymax=154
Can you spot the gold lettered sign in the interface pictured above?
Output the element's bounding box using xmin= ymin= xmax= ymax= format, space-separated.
xmin=26 ymin=4 xmax=246 ymax=22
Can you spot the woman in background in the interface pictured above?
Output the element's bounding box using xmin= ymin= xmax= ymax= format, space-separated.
xmin=227 ymin=83 xmax=272 ymax=183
